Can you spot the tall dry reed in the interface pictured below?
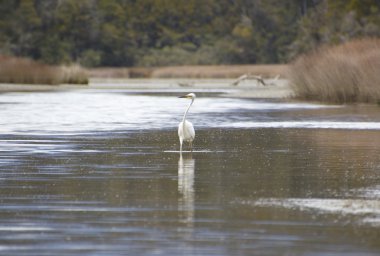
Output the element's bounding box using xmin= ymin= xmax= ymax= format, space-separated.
xmin=59 ymin=64 xmax=89 ymax=84
xmin=0 ymin=56 xmax=88 ymax=85
xmin=288 ymin=38 xmax=380 ymax=103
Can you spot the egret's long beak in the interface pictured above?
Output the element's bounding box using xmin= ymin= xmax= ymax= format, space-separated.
xmin=179 ymin=95 xmax=189 ymax=98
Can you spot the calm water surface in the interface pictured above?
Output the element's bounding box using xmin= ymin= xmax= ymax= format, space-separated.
xmin=0 ymin=89 xmax=380 ymax=255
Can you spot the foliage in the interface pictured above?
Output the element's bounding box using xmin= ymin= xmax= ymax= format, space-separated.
xmin=289 ymin=0 xmax=380 ymax=59
xmin=0 ymin=0 xmax=380 ymax=67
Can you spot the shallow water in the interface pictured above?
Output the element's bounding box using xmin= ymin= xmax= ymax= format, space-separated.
xmin=0 ymin=89 xmax=380 ymax=255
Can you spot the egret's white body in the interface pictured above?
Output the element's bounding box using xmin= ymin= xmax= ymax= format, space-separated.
xmin=178 ymin=93 xmax=196 ymax=152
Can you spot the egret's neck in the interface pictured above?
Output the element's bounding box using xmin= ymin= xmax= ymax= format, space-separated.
xmin=182 ymin=99 xmax=194 ymax=123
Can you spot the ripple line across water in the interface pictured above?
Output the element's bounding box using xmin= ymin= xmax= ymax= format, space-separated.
xmin=220 ymin=121 xmax=380 ymax=130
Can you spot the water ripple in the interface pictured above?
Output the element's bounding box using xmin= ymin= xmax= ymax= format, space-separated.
xmin=221 ymin=121 xmax=380 ymax=130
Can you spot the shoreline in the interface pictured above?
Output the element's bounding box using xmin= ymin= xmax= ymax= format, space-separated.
xmin=0 ymin=78 xmax=293 ymax=99
xmin=88 ymin=64 xmax=288 ymax=79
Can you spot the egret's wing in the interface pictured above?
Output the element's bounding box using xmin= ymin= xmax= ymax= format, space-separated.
xmin=185 ymin=121 xmax=195 ymax=140
xmin=178 ymin=121 xmax=184 ymax=137
xmin=178 ymin=120 xmax=195 ymax=141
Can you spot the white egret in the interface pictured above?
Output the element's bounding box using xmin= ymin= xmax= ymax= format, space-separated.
xmin=178 ymin=93 xmax=196 ymax=152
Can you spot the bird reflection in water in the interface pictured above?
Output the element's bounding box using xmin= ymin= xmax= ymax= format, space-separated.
xmin=178 ymin=152 xmax=195 ymax=227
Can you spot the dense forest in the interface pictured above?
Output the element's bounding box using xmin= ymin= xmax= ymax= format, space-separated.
xmin=0 ymin=0 xmax=380 ymax=67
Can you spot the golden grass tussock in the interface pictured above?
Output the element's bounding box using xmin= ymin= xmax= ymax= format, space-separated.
xmin=288 ymin=38 xmax=380 ymax=103
xmin=0 ymin=56 xmax=88 ymax=85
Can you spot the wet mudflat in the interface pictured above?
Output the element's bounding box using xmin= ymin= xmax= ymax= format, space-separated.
xmin=0 ymin=89 xmax=380 ymax=255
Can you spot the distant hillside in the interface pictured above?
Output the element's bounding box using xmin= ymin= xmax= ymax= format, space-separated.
xmin=0 ymin=0 xmax=379 ymax=67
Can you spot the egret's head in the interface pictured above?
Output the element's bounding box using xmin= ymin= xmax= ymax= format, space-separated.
xmin=179 ymin=93 xmax=196 ymax=100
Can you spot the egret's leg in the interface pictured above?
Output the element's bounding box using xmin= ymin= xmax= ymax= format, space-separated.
xmin=189 ymin=141 xmax=193 ymax=152
xmin=179 ymin=139 xmax=183 ymax=152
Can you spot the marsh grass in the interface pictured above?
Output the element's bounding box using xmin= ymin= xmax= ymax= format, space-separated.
xmin=288 ymin=38 xmax=380 ymax=103
xmin=0 ymin=56 xmax=88 ymax=85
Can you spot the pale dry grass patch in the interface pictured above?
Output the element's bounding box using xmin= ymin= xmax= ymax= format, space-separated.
xmin=87 ymin=67 xmax=131 ymax=78
xmin=288 ymin=38 xmax=380 ymax=103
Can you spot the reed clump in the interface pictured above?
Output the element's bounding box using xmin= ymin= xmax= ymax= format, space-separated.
xmin=59 ymin=64 xmax=89 ymax=84
xmin=288 ymin=38 xmax=380 ymax=103
xmin=0 ymin=56 xmax=88 ymax=85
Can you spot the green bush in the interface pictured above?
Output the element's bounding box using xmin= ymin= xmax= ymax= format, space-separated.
xmin=79 ymin=50 xmax=102 ymax=67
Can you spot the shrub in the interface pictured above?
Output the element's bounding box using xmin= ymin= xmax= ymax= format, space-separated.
xmin=79 ymin=50 xmax=102 ymax=67
xmin=136 ymin=38 xmax=247 ymax=67
xmin=288 ymin=38 xmax=380 ymax=103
